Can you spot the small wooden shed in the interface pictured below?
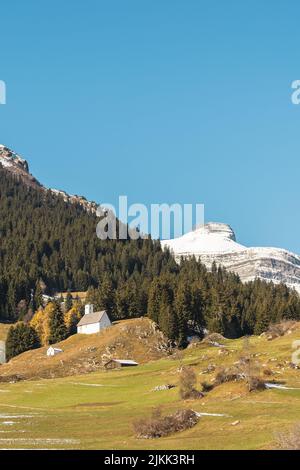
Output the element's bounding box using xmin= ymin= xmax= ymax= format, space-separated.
xmin=47 ymin=346 xmax=63 ymax=357
xmin=104 ymin=359 xmax=139 ymax=370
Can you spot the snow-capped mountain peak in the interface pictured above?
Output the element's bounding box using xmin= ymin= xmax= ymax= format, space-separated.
xmin=164 ymin=222 xmax=245 ymax=254
xmin=161 ymin=223 xmax=300 ymax=293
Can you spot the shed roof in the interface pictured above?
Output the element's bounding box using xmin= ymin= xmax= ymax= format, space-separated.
xmin=77 ymin=310 xmax=107 ymax=327
xmin=109 ymin=359 xmax=139 ymax=366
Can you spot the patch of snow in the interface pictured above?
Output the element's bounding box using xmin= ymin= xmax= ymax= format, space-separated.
xmin=0 ymin=438 xmax=79 ymax=444
xmin=0 ymin=414 xmax=38 ymax=419
xmin=265 ymin=383 xmax=300 ymax=390
xmin=194 ymin=412 xmax=230 ymax=417
xmin=68 ymin=382 xmax=104 ymax=387
xmin=0 ymin=430 xmax=27 ymax=433
xmin=0 ymin=158 xmax=13 ymax=168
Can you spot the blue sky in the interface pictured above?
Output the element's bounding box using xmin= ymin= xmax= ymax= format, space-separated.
xmin=1 ymin=0 xmax=300 ymax=251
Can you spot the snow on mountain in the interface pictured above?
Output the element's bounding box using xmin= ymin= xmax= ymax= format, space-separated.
xmin=162 ymin=222 xmax=246 ymax=254
xmin=0 ymin=144 xmax=29 ymax=172
xmin=0 ymin=144 xmax=97 ymax=213
xmin=161 ymin=222 xmax=300 ymax=293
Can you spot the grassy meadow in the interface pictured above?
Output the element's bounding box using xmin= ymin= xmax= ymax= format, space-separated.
xmin=0 ymin=325 xmax=300 ymax=449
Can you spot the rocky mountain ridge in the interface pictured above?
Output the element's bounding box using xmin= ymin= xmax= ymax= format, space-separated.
xmin=0 ymin=144 xmax=97 ymax=213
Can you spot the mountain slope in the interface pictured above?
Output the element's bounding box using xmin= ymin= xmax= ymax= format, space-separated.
xmin=161 ymin=223 xmax=300 ymax=293
xmin=0 ymin=144 xmax=97 ymax=212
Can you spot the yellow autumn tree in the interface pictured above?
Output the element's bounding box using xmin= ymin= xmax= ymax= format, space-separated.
xmin=30 ymin=308 xmax=45 ymax=344
xmin=30 ymin=302 xmax=56 ymax=345
xmin=64 ymin=302 xmax=83 ymax=335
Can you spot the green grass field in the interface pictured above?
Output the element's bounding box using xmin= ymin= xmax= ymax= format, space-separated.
xmin=1 ymin=328 xmax=300 ymax=450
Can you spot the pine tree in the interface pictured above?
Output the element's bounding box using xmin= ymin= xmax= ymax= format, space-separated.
xmin=174 ymin=282 xmax=191 ymax=347
xmin=48 ymin=301 xmax=67 ymax=344
xmin=6 ymin=322 xmax=40 ymax=360
xmin=97 ymin=275 xmax=115 ymax=318
xmin=65 ymin=292 xmax=73 ymax=312
xmin=159 ymin=303 xmax=178 ymax=343
xmin=147 ymin=278 xmax=162 ymax=323
xmin=34 ymin=280 xmax=44 ymax=310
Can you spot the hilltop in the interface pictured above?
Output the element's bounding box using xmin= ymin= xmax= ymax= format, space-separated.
xmin=0 ymin=318 xmax=171 ymax=381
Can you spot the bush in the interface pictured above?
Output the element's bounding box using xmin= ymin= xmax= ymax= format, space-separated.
xmin=214 ymin=366 xmax=265 ymax=392
xmin=262 ymin=368 xmax=273 ymax=376
xmin=134 ymin=408 xmax=199 ymax=439
xmin=248 ymin=376 xmax=266 ymax=391
xmin=201 ymin=381 xmax=214 ymax=393
xmin=179 ymin=367 xmax=203 ymax=399
xmin=275 ymin=423 xmax=300 ymax=449
xmin=214 ymin=367 xmax=243 ymax=386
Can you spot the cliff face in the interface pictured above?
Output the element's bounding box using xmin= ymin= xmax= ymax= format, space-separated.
xmin=0 ymin=144 xmax=97 ymax=213
xmin=161 ymin=222 xmax=300 ymax=293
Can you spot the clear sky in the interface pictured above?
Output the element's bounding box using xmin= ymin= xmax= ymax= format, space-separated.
xmin=1 ymin=1 xmax=300 ymax=251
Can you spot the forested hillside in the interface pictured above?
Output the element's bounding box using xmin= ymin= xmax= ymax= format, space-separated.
xmin=0 ymin=167 xmax=175 ymax=321
xmin=1 ymin=165 xmax=300 ymax=342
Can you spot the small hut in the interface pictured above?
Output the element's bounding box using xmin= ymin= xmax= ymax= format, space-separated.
xmin=47 ymin=346 xmax=63 ymax=357
xmin=104 ymin=359 xmax=139 ymax=370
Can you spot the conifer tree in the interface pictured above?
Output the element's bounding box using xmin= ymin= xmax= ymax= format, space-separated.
xmin=34 ymin=280 xmax=44 ymax=310
xmin=159 ymin=303 xmax=178 ymax=343
xmin=6 ymin=322 xmax=40 ymax=360
xmin=65 ymin=292 xmax=73 ymax=313
xmin=47 ymin=301 xmax=67 ymax=344
xmin=97 ymin=275 xmax=115 ymax=318
xmin=147 ymin=278 xmax=162 ymax=323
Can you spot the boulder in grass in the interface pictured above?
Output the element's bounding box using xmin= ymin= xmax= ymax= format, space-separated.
xmin=152 ymin=384 xmax=176 ymax=392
